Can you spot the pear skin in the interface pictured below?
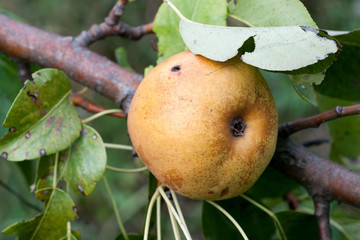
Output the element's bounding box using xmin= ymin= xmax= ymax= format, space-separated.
xmin=128 ymin=51 xmax=278 ymax=200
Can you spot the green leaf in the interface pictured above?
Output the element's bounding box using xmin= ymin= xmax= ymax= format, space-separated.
xmin=60 ymin=233 xmax=78 ymax=240
xmin=35 ymin=155 xmax=56 ymax=200
xmin=153 ymin=0 xmax=227 ymax=63
xmin=2 ymin=188 xmax=77 ymax=240
xmin=275 ymin=211 xmax=319 ymax=240
xmin=290 ymin=81 xmax=317 ymax=106
xmin=0 ymin=8 xmax=26 ymax=22
xmin=316 ymin=93 xmax=360 ymax=166
xmin=35 ymin=125 xmax=106 ymax=196
xmin=246 ymin=167 xmax=299 ymax=199
xmin=202 ymin=198 xmax=275 ymax=240
xmin=0 ymin=53 xmax=23 ymax=102
xmin=61 ymin=124 xmax=106 ymax=196
xmin=115 ymin=47 xmax=133 ymax=71
xmin=168 ymin=0 xmax=338 ymax=71
xmin=314 ymin=30 xmax=360 ymax=102
xmin=0 ymin=68 xmax=82 ymax=161
xmin=227 ymin=0 xmax=317 ymax=28
xmin=227 ymin=0 xmax=327 ymax=103
xmin=0 ymin=53 xmax=23 ymax=138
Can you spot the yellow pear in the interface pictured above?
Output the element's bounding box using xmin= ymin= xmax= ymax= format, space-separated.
xmin=127 ymin=51 xmax=278 ymax=200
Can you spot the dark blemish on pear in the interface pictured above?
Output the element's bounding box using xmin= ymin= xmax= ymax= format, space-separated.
xmin=231 ymin=119 xmax=246 ymax=137
xmin=39 ymin=148 xmax=46 ymax=157
xmin=171 ymin=65 xmax=181 ymax=72
xmin=220 ymin=187 xmax=229 ymax=197
xmin=9 ymin=127 xmax=17 ymax=133
xmin=25 ymin=131 xmax=31 ymax=139
xmin=37 ymin=72 xmax=42 ymax=76
xmin=1 ymin=152 xmax=8 ymax=160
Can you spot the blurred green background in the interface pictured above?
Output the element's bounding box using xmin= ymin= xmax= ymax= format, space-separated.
xmin=0 ymin=0 xmax=359 ymax=239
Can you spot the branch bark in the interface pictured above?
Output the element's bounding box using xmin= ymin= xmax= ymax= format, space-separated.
xmin=272 ymin=137 xmax=360 ymax=208
xmin=0 ymin=13 xmax=142 ymax=113
xmin=279 ymin=104 xmax=360 ymax=138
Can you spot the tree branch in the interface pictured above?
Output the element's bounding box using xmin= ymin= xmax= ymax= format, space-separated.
xmin=279 ymin=104 xmax=360 ymax=138
xmin=74 ymin=0 xmax=153 ymax=46
xmin=70 ymin=93 xmax=126 ymax=118
xmin=0 ymin=13 xmax=142 ymax=113
xmin=313 ymin=196 xmax=331 ymax=240
xmin=272 ymin=137 xmax=360 ymax=208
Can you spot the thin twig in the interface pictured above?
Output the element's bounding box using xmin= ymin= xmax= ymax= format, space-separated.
xmin=74 ymin=0 xmax=153 ymax=46
xmin=76 ymin=21 xmax=154 ymax=46
xmin=82 ymin=109 xmax=124 ymax=123
xmin=105 ymin=0 xmax=128 ymax=26
xmin=206 ymin=200 xmax=249 ymax=240
xmin=144 ymin=189 xmax=160 ymax=240
xmin=156 ymin=196 xmax=162 ymax=240
xmin=70 ymin=94 xmax=126 ymax=119
xmin=167 ymin=202 xmax=181 ymax=240
xmin=313 ymin=196 xmax=331 ymax=240
xmin=279 ymin=104 xmax=360 ymax=137
xmin=158 ymin=186 xmax=192 ymax=240
xmin=106 ymin=165 xmax=148 ymax=173
xmin=104 ymin=143 xmax=133 ymax=151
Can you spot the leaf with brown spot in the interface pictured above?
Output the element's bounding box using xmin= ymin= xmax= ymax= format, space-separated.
xmin=0 ymin=69 xmax=82 ymax=161
xmin=61 ymin=124 xmax=106 ymax=196
xmin=3 ymin=189 xmax=77 ymax=240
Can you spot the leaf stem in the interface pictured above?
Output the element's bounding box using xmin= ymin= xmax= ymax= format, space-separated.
xmin=75 ymin=87 xmax=89 ymax=95
xmin=53 ymin=152 xmax=59 ymax=189
xmin=67 ymin=221 xmax=71 ymax=240
xmin=158 ymin=186 xmax=192 ymax=240
xmin=170 ymin=189 xmax=190 ymax=237
xmin=206 ymin=200 xmax=249 ymax=240
xmin=167 ymin=202 xmax=181 ymax=240
xmin=144 ymin=189 xmax=160 ymax=240
xmin=103 ymin=176 xmax=129 ymax=240
xmin=82 ymin=109 xmax=123 ymax=123
xmin=240 ymin=194 xmax=287 ymax=240
xmin=104 ymin=143 xmax=133 ymax=151
xmin=163 ymin=0 xmax=186 ymax=20
xmin=106 ymin=165 xmax=148 ymax=173
xmin=156 ymin=196 xmax=162 ymax=240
